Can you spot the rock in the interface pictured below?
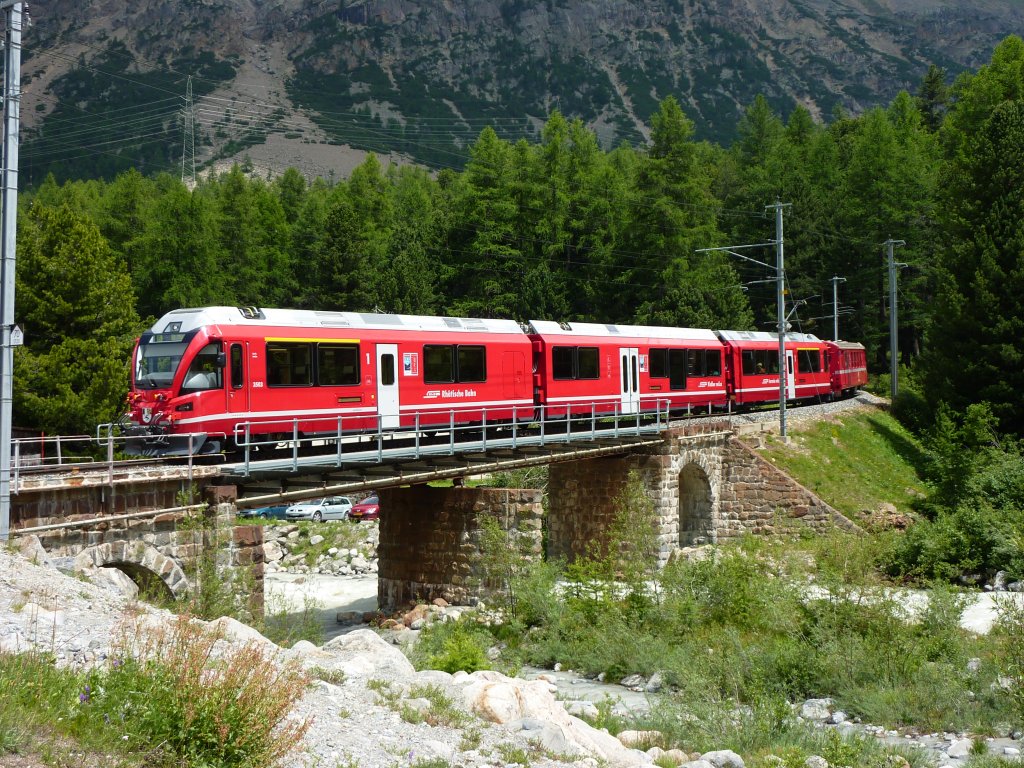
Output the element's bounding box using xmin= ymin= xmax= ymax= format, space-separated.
xmin=403 ymin=604 xmax=430 ymax=628
xmin=308 ymin=534 xmax=324 ymax=546
xmin=21 ymin=602 xmax=66 ymax=630
xmin=804 ymin=757 xmax=828 ymax=768
xmin=291 ymin=639 xmax=317 ymax=653
xmin=946 ymin=738 xmax=974 ymax=758
xmin=662 ymin=749 xmax=689 ymax=765
xmin=336 ymin=611 xmax=362 ymax=625
xmin=620 ymin=673 xmax=646 ymax=690
xmin=18 ymin=535 xmax=50 ymax=566
xmin=0 ymin=631 xmax=28 ymax=654
xmin=461 ymin=670 xmax=648 ymax=766
xmin=432 ymin=597 xmax=449 ymax=607
xmin=799 ymin=698 xmax=833 ymax=721
xmin=967 ymin=657 xmax=982 ymax=674
xmin=828 ymin=710 xmax=847 ymax=725
xmin=262 ymin=540 xmax=284 ymax=562
xmin=700 ymin=750 xmax=745 ymax=768
xmin=1008 ymin=581 xmax=1023 ymax=592
xmin=404 ymin=697 xmax=431 ymax=716
xmin=616 ymin=730 xmax=663 ymax=749
xmin=565 ymin=700 xmax=600 ymax=720
xmin=207 ymin=616 xmax=277 ymax=650
xmin=292 ymin=628 xmax=416 ymax=680
xmin=86 ymin=566 xmax=140 ymax=598
xmin=421 ymin=739 xmax=454 ymax=761
xmin=1004 ymin=747 xmax=1021 ymax=757
xmin=992 ymin=571 xmax=1008 ymax=590
xmin=507 ymin=717 xmax=579 ymax=757
xmin=681 ymin=761 xmax=715 ymax=768
xmin=410 ymin=618 xmax=425 ymax=630
xmin=645 ymin=671 xmax=665 ymax=693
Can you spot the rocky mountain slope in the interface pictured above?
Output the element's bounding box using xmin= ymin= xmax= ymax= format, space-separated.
xmin=19 ymin=0 xmax=1024 ymax=183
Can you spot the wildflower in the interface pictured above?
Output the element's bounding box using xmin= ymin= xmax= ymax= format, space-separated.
xmin=78 ymin=685 xmax=91 ymax=703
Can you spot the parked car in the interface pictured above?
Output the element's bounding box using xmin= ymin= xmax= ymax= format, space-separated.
xmin=239 ymin=504 xmax=288 ymax=520
xmin=285 ymin=496 xmax=353 ymax=522
xmin=349 ymin=495 xmax=380 ymax=522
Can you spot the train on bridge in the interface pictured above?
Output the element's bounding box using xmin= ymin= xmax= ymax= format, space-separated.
xmin=124 ymin=307 xmax=867 ymax=456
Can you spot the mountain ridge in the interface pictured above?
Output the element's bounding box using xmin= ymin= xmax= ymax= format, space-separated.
xmin=20 ymin=0 xmax=1024 ymax=183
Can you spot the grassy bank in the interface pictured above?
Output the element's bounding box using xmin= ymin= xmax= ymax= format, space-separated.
xmin=757 ymin=405 xmax=929 ymax=523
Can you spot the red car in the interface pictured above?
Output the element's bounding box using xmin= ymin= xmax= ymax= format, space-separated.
xmin=349 ymin=494 xmax=380 ymax=521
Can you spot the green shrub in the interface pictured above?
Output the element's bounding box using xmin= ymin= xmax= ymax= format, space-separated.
xmin=412 ymin=619 xmax=492 ymax=674
xmin=104 ymin=615 xmax=311 ymax=766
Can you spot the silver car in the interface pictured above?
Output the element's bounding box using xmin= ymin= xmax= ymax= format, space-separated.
xmin=284 ymin=496 xmax=353 ymax=522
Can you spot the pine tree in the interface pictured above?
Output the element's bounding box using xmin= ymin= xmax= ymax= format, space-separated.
xmin=14 ymin=202 xmax=141 ymax=434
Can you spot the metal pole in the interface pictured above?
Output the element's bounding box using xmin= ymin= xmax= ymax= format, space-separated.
xmin=0 ymin=2 xmax=24 ymax=542
xmin=885 ymin=238 xmax=906 ymax=402
xmin=831 ymin=276 xmax=846 ymax=341
xmin=769 ymin=201 xmax=789 ymax=439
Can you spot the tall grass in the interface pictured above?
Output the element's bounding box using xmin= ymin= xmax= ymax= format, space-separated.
xmin=0 ymin=614 xmax=311 ymax=766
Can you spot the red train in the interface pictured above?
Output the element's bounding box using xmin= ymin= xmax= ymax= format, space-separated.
xmin=124 ymin=307 xmax=867 ymax=455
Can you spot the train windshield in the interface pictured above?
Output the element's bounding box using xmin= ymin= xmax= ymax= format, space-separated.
xmin=134 ymin=332 xmax=192 ymax=390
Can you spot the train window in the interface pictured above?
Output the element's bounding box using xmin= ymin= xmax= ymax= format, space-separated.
xmin=649 ymin=348 xmax=667 ymax=378
xmin=267 ymin=342 xmax=312 ymax=387
xmin=552 ymin=347 xmax=574 ymax=380
xmin=553 ymin=346 xmax=599 ymax=381
xmin=380 ymin=354 xmax=396 ymax=386
xmin=798 ymin=349 xmax=821 ymax=373
xmin=457 ymin=345 xmax=486 ymax=383
xmin=687 ymin=349 xmax=722 ymax=378
xmin=668 ymin=349 xmax=687 ymax=390
xmin=704 ymin=350 xmax=722 ymax=377
xmin=230 ymin=344 xmax=244 ymax=389
xmin=687 ymin=350 xmax=700 ymax=377
xmin=742 ymin=350 xmax=779 ymax=376
xmin=577 ymin=347 xmax=600 ymax=379
xmin=424 ymin=345 xmax=455 ymax=383
xmin=181 ymin=342 xmax=224 ymax=393
xmin=318 ymin=344 xmax=359 ymax=386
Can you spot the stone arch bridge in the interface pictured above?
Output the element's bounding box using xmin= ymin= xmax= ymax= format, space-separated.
xmin=7 ymin=421 xmax=860 ymax=612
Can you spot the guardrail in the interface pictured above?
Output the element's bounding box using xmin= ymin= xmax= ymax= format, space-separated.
xmin=15 ymin=400 xmax=677 ymax=487
xmin=228 ymin=400 xmax=673 ymax=476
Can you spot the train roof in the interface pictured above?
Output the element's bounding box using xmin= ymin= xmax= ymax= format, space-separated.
xmin=827 ymin=340 xmax=866 ymax=351
xmin=528 ymin=320 xmax=720 ymax=342
xmin=148 ymin=307 xmax=527 ymax=336
xmin=716 ymin=330 xmax=822 ymax=344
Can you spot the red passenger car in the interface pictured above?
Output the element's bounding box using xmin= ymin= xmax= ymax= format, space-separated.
xmin=825 ymin=340 xmax=868 ymax=398
xmin=126 ymin=307 xmax=533 ymax=455
xmin=528 ymin=321 xmax=728 ymax=418
xmin=716 ymin=331 xmax=832 ymax=407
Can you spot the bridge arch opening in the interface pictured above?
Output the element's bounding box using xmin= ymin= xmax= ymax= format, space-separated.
xmin=102 ymin=563 xmax=175 ymax=602
xmin=74 ymin=542 xmax=189 ymax=601
xmin=678 ymin=462 xmax=714 ymax=546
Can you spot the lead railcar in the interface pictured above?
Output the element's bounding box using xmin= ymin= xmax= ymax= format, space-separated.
xmin=125 ymin=306 xmax=533 ymax=455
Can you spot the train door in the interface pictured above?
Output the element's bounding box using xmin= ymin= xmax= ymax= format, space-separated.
xmin=376 ymin=344 xmax=400 ymax=429
xmin=227 ymin=342 xmax=249 ymax=415
xmin=785 ymin=349 xmax=796 ymax=399
xmin=619 ymin=347 xmax=639 ymax=414
xmin=502 ymin=350 xmax=527 ymax=400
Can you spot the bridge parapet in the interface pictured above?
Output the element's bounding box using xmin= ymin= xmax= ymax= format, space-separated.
xmin=9 ymin=477 xmax=264 ymax=612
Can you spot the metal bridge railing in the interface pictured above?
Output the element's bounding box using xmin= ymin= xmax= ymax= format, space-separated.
xmin=13 ymin=399 xmax=678 ymax=489
xmin=228 ymin=400 xmax=673 ymax=476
